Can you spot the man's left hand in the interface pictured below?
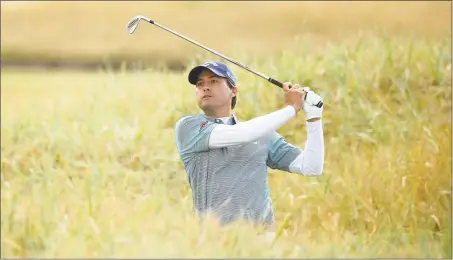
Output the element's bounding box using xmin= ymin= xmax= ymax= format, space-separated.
xmin=301 ymin=87 xmax=323 ymax=122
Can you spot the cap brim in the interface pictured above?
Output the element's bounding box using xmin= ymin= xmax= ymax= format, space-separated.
xmin=188 ymin=65 xmax=227 ymax=85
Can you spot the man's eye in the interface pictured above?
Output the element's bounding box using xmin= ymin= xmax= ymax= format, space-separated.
xmin=211 ymin=79 xmax=218 ymax=83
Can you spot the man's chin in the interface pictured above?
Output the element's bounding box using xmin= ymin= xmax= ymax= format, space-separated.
xmin=199 ymin=102 xmax=215 ymax=112
xmin=199 ymin=105 xmax=212 ymax=112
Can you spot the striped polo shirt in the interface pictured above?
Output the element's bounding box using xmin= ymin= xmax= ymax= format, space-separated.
xmin=175 ymin=113 xmax=302 ymax=228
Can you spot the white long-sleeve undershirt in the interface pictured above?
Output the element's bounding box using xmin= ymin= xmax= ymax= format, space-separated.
xmin=208 ymin=105 xmax=324 ymax=176
xmin=288 ymin=120 xmax=324 ymax=176
xmin=208 ymin=105 xmax=297 ymax=148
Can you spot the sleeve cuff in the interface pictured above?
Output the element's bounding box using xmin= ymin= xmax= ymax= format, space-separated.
xmin=284 ymin=105 xmax=297 ymax=117
xmin=306 ymin=119 xmax=322 ymax=131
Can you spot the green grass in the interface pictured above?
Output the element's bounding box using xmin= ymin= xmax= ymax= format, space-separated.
xmin=1 ymin=32 xmax=452 ymax=258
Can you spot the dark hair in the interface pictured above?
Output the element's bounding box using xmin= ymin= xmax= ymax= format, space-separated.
xmin=227 ymin=81 xmax=237 ymax=109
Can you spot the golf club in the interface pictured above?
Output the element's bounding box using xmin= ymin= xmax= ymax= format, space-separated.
xmin=126 ymin=15 xmax=323 ymax=108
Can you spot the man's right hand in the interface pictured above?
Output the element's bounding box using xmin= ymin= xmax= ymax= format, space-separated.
xmin=282 ymin=82 xmax=305 ymax=112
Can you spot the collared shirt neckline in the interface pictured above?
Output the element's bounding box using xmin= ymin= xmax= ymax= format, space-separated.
xmin=201 ymin=113 xmax=240 ymax=125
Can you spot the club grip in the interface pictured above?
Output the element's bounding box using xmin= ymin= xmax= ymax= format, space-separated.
xmin=268 ymin=78 xmax=295 ymax=89
xmin=268 ymin=78 xmax=283 ymax=88
xmin=268 ymin=78 xmax=294 ymax=89
xmin=269 ymin=77 xmax=323 ymax=108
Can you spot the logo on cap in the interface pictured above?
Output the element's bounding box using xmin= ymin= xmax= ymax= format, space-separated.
xmin=203 ymin=62 xmax=219 ymax=67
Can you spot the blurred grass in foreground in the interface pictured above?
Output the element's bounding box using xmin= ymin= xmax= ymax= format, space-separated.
xmin=1 ymin=31 xmax=452 ymax=257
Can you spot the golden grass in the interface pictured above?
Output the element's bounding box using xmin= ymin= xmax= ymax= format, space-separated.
xmin=1 ymin=1 xmax=451 ymax=66
xmin=1 ymin=28 xmax=451 ymax=257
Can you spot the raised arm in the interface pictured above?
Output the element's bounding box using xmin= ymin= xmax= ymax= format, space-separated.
xmin=288 ymin=120 xmax=324 ymax=176
xmin=209 ymin=82 xmax=304 ymax=148
xmin=209 ymin=105 xmax=296 ymax=148
xmin=267 ymin=87 xmax=325 ymax=176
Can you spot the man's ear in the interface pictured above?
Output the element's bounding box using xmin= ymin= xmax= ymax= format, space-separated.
xmin=231 ymin=87 xmax=238 ymax=96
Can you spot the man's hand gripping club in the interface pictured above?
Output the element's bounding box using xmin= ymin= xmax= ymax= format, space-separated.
xmin=282 ymin=83 xmax=323 ymax=122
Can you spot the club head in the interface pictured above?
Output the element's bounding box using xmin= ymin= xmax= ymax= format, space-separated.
xmin=127 ymin=16 xmax=141 ymax=34
xmin=127 ymin=15 xmax=152 ymax=34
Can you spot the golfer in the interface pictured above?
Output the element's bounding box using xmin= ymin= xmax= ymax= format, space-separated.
xmin=175 ymin=61 xmax=324 ymax=231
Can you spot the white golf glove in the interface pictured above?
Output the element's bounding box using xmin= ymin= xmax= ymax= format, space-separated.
xmin=302 ymin=87 xmax=323 ymax=120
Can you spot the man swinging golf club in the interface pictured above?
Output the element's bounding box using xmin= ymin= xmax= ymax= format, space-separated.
xmin=175 ymin=61 xmax=325 ymax=233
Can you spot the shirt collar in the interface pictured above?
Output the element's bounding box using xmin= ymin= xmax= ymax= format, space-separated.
xmin=201 ymin=113 xmax=239 ymax=125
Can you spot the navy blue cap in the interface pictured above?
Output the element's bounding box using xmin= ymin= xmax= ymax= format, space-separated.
xmin=188 ymin=61 xmax=237 ymax=86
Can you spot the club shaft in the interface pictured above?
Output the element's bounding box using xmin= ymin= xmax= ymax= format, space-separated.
xmin=134 ymin=16 xmax=322 ymax=107
xmin=148 ymin=20 xmax=284 ymax=88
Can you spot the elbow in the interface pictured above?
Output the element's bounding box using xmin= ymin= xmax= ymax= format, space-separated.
xmin=313 ymin=167 xmax=324 ymax=176
xmin=303 ymin=164 xmax=324 ymax=177
xmin=306 ymin=170 xmax=323 ymax=177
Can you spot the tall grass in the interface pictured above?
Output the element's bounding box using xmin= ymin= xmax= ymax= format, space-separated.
xmin=1 ymin=32 xmax=451 ymax=258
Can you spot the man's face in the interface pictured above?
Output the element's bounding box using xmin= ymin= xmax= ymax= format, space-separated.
xmin=195 ymin=69 xmax=236 ymax=112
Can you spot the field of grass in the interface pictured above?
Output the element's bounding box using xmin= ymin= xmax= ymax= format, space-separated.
xmin=2 ymin=31 xmax=452 ymax=257
xmin=1 ymin=1 xmax=452 ymax=258
xmin=1 ymin=1 xmax=451 ymax=68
